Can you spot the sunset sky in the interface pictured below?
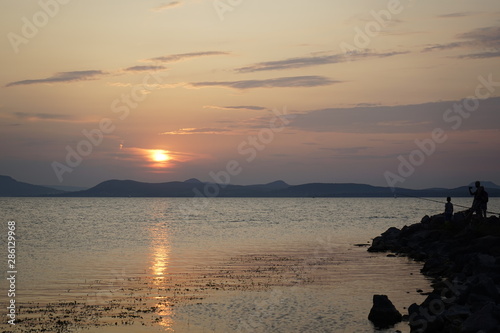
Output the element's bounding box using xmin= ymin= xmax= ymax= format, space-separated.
xmin=1 ymin=0 xmax=499 ymax=189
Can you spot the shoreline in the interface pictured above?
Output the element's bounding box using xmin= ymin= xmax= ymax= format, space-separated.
xmin=368 ymin=211 xmax=500 ymax=332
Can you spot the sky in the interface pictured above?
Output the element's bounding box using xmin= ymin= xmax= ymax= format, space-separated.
xmin=1 ymin=0 xmax=499 ymax=189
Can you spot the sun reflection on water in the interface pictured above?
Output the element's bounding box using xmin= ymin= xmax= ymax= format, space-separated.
xmin=152 ymin=243 xmax=170 ymax=280
xmin=155 ymin=297 xmax=175 ymax=331
xmin=149 ymin=221 xmax=174 ymax=330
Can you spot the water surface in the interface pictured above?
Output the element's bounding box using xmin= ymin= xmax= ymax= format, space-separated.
xmin=1 ymin=197 xmax=497 ymax=332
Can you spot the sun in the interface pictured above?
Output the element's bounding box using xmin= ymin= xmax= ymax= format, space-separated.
xmin=151 ymin=150 xmax=170 ymax=162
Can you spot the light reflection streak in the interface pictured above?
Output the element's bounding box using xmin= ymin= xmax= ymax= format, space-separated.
xmin=149 ymin=218 xmax=174 ymax=330
xmin=155 ymin=298 xmax=175 ymax=331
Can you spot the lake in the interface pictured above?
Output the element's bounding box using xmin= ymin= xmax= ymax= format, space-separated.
xmin=1 ymin=197 xmax=498 ymax=332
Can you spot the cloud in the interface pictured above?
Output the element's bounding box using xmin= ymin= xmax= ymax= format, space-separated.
xmin=124 ymin=65 xmax=167 ymax=72
xmin=236 ymin=50 xmax=408 ymax=73
xmin=422 ymin=42 xmax=463 ymax=52
xmin=6 ymin=70 xmax=107 ymax=87
xmin=160 ymin=127 xmax=232 ymax=135
xmin=152 ymin=1 xmax=182 ymax=12
xmin=291 ymin=97 xmax=500 ymax=134
xmin=147 ymin=51 xmax=230 ymax=63
xmin=436 ymin=12 xmax=476 ymax=18
xmin=11 ymin=112 xmax=87 ymax=123
xmin=355 ymin=102 xmax=381 ymax=107
xmin=14 ymin=112 xmax=70 ymax=121
xmin=189 ymin=76 xmax=339 ymax=90
xmin=422 ymin=26 xmax=500 ymax=55
xmin=203 ymin=105 xmax=268 ymax=111
xmin=457 ymin=51 xmax=500 ymax=59
xmin=458 ymin=26 xmax=500 ymax=46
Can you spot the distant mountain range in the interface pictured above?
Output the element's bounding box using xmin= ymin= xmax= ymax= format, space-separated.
xmin=0 ymin=175 xmax=65 ymax=196
xmin=1 ymin=175 xmax=500 ymax=198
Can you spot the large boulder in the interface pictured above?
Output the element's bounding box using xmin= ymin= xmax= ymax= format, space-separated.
xmin=368 ymin=294 xmax=402 ymax=329
xmin=368 ymin=227 xmax=401 ymax=252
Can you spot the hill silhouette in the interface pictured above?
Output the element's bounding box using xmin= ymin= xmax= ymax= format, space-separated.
xmin=57 ymin=179 xmax=500 ymax=198
xmin=1 ymin=175 xmax=500 ymax=198
xmin=63 ymin=179 xmax=293 ymax=197
xmin=0 ymin=175 xmax=65 ymax=197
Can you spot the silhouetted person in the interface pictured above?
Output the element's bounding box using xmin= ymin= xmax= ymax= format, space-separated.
xmin=444 ymin=197 xmax=453 ymax=223
xmin=469 ymin=181 xmax=487 ymax=219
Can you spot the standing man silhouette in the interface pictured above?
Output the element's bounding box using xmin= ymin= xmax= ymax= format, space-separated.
xmin=469 ymin=181 xmax=487 ymax=219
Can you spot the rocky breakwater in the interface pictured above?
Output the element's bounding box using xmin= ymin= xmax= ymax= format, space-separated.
xmin=368 ymin=211 xmax=500 ymax=333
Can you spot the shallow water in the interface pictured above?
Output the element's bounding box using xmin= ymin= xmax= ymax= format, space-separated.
xmin=1 ymin=197 xmax=498 ymax=332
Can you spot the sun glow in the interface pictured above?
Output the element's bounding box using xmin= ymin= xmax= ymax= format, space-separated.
xmin=151 ymin=150 xmax=170 ymax=162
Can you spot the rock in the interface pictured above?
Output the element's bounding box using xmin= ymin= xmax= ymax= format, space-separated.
xmin=420 ymin=215 xmax=431 ymax=224
xmin=408 ymin=301 xmax=445 ymax=333
xmin=461 ymin=303 xmax=500 ymax=333
xmin=469 ymin=274 xmax=499 ymax=300
xmin=442 ymin=303 xmax=470 ymax=322
xmin=368 ymin=295 xmax=402 ymax=329
xmin=428 ymin=214 xmax=446 ymax=229
xmin=368 ymin=227 xmax=401 ymax=252
xmin=382 ymin=227 xmax=402 ymax=238
xmin=421 ymin=256 xmax=448 ymax=277
xmin=461 ymin=274 xmax=500 ymax=310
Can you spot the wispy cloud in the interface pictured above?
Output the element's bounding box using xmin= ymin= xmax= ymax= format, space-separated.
xmin=124 ymin=65 xmax=167 ymax=72
xmin=457 ymin=51 xmax=500 ymax=59
xmin=12 ymin=112 xmax=88 ymax=123
xmin=160 ymin=127 xmax=232 ymax=135
xmin=203 ymin=105 xmax=268 ymax=111
xmin=436 ymin=11 xmax=477 ymax=18
xmin=189 ymin=76 xmax=339 ymax=90
xmin=423 ymin=25 xmax=500 ymax=57
xmin=356 ymin=102 xmax=381 ymax=107
xmin=236 ymin=50 xmax=408 ymax=73
xmin=147 ymin=51 xmax=230 ymax=63
xmin=458 ymin=26 xmax=500 ymax=48
xmin=423 ymin=42 xmax=463 ymax=52
xmin=152 ymin=1 xmax=182 ymax=12
xmin=6 ymin=70 xmax=107 ymax=87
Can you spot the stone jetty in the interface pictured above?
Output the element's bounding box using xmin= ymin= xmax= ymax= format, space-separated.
xmin=368 ymin=211 xmax=500 ymax=333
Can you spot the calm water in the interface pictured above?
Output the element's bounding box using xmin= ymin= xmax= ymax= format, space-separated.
xmin=1 ymin=197 xmax=498 ymax=332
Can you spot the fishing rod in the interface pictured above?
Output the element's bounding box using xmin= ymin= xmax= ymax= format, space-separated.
xmin=394 ymin=192 xmax=500 ymax=216
xmin=395 ymin=193 xmax=469 ymax=209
